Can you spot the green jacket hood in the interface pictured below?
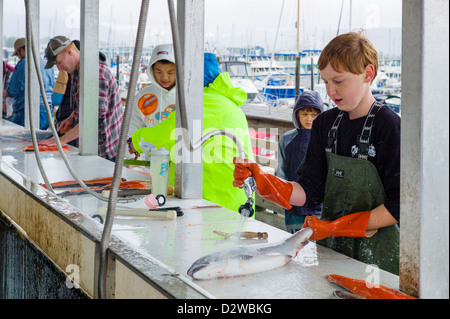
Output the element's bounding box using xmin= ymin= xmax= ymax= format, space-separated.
xmin=206 ymin=72 xmax=247 ymax=106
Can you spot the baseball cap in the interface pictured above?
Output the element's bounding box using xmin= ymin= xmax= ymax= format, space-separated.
xmin=13 ymin=38 xmax=26 ymax=56
xmin=44 ymin=35 xmax=71 ymax=69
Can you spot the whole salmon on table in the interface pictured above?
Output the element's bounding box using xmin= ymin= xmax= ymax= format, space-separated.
xmin=187 ymin=227 xmax=313 ymax=280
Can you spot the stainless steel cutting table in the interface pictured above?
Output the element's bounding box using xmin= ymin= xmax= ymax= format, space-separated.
xmin=0 ymin=119 xmax=399 ymax=299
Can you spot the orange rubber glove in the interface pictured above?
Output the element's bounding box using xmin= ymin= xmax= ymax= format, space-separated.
xmin=233 ymin=157 xmax=293 ymax=210
xmin=302 ymin=211 xmax=373 ymax=241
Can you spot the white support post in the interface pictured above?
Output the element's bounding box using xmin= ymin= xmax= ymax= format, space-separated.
xmin=400 ymin=0 xmax=449 ymax=298
xmin=174 ymin=0 xmax=205 ymax=199
xmin=79 ymin=0 xmax=99 ymax=156
xmin=24 ymin=0 xmax=40 ymax=129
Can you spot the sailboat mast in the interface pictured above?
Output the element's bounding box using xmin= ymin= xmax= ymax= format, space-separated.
xmin=296 ymin=0 xmax=300 ymax=53
xmin=269 ymin=0 xmax=285 ymax=73
xmin=336 ymin=0 xmax=345 ymax=36
xmin=295 ymin=0 xmax=300 ymax=101
xmin=349 ymin=0 xmax=352 ymax=31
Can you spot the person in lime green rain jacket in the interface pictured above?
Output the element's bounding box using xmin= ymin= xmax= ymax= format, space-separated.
xmin=130 ymin=53 xmax=254 ymax=214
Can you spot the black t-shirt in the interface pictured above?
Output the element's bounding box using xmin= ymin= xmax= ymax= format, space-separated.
xmin=297 ymin=104 xmax=401 ymax=221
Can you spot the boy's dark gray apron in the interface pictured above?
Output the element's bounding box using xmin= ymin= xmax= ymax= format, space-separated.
xmin=319 ymin=102 xmax=399 ymax=275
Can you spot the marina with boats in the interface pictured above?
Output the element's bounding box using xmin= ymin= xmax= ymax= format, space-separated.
xmin=2 ymin=42 xmax=403 ymax=115
xmin=85 ymin=45 xmax=401 ymax=114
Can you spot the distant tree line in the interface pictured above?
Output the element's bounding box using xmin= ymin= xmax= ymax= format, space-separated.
xmin=3 ymin=36 xmax=53 ymax=48
xmin=3 ymin=36 xmax=18 ymax=48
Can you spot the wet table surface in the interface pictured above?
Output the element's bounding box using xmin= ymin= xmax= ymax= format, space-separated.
xmin=0 ymin=120 xmax=399 ymax=299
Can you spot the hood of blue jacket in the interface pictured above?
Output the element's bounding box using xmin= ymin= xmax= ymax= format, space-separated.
xmin=292 ymin=90 xmax=324 ymax=129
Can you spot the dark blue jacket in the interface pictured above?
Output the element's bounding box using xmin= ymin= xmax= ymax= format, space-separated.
xmin=277 ymin=90 xmax=324 ymax=216
xmin=6 ymin=57 xmax=25 ymax=114
xmin=7 ymin=57 xmax=55 ymax=129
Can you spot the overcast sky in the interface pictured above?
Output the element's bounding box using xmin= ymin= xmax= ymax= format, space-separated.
xmin=2 ymin=0 xmax=402 ymax=57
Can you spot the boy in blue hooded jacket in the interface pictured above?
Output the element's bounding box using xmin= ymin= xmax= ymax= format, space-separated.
xmin=276 ymin=90 xmax=324 ymax=233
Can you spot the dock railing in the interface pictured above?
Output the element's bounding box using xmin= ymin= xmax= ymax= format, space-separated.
xmin=250 ymin=134 xmax=278 ymax=170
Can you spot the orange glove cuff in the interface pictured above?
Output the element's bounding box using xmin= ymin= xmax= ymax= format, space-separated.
xmin=303 ymin=211 xmax=372 ymax=241
xmin=233 ymin=157 xmax=293 ymax=210
xmin=256 ymin=173 xmax=293 ymax=210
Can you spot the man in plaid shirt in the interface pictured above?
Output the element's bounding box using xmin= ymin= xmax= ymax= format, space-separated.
xmin=41 ymin=36 xmax=123 ymax=161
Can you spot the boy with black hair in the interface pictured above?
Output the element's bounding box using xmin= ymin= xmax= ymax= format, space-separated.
xmin=128 ymin=43 xmax=176 ymax=137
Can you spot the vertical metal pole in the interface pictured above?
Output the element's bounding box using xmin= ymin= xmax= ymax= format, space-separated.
xmin=174 ymin=0 xmax=204 ymax=199
xmin=116 ymin=55 xmax=120 ymax=85
xmin=79 ymin=0 xmax=99 ymax=155
xmin=294 ymin=0 xmax=300 ymax=101
xmin=400 ymin=0 xmax=449 ymax=298
xmin=349 ymin=0 xmax=352 ymax=32
xmin=24 ymin=0 xmax=39 ymax=129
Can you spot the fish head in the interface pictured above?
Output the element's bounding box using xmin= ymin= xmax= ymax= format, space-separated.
xmin=187 ymin=254 xmax=232 ymax=280
xmin=187 ymin=255 xmax=211 ymax=277
xmin=187 ymin=249 xmax=253 ymax=280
